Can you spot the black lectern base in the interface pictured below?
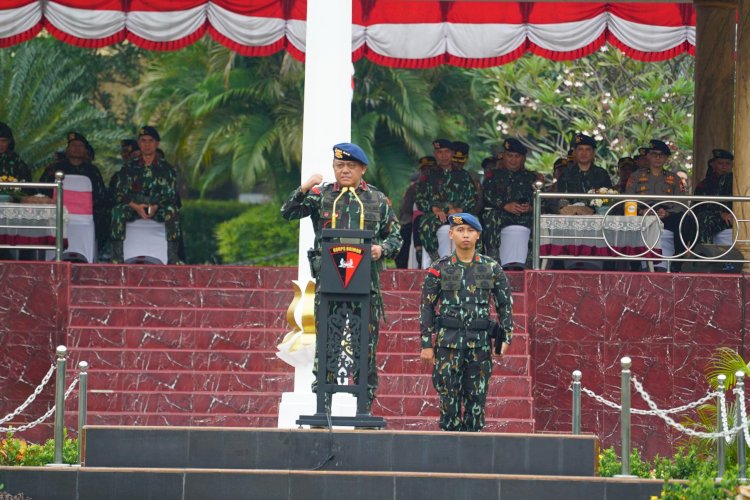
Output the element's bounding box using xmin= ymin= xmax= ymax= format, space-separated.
xmin=296 ymin=413 xmax=386 ymax=429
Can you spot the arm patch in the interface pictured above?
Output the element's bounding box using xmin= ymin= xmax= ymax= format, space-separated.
xmin=428 ymin=268 xmax=440 ymax=277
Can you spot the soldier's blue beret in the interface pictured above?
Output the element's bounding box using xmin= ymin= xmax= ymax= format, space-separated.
xmin=432 ymin=138 xmax=453 ymax=150
xmin=449 ymin=212 xmax=482 ymax=232
xmin=333 ymin=142 xmax=368 ymax=165
xmin=139 ymin=126 xmax=161 ymax=142
xmin=572 ymin=133 xmax=596 ymax=149
xmin=712 ymin=149 xmax=733 ymax=161
xmin=503 ymin=138 xmax=528 ymax=155
xmin=648 ymin=139 xmax=671 ymax=156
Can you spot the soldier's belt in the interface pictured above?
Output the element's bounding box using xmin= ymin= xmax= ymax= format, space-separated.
xmin=437 ymin=316 xmax=491 ymax=331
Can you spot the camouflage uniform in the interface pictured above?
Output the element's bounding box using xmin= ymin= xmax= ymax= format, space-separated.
xmin=281 ymin=179 xmax=402 ymax=409
xmin=0 ymin=151 xmax=32 ymax=184
xmin=416 ymin=168 xmax=478 ymax=260
xmin=694 ymin=172 xmax=733 ymax=243
xmin=111 ymin=156 xmax=181 ymax=248
xmin=481 ymin=168 xmax=538 ymax=259
xmin=420 ymin=253 xmax=514 ymax=432
xmin=39 ymin=159 xmax=110 ymax=246
xmin=557 ymin=163 xmax=612 ymax=204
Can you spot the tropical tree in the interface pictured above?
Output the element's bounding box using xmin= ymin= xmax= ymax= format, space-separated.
xmin=473 ymin=46 xmax=695 ymax=174
xmin=0 ymin=37 xmax=141 ymax=178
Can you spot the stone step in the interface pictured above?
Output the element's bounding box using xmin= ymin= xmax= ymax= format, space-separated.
xmin=64 ymin=392 xmax=533 ymax=420
xmin=63 ymin=370 xmax=531 ymax=397
xmin=82 ymin=427 xmax=592 ymax=477
xmin=68 ymin=347 xmax=530 ymax=376
xmin=67 ymin=327 xmax=529 ymax=354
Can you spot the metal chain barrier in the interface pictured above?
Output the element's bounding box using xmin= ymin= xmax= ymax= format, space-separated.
xmin=0 ymin=375 xmax=79 ymax=434
xmin=736 ymin=385 xmax=750 ymax=445
xmin=0 ymin=362 xmax=56 ymax=426
xmin=578 ymin=373 xmax=749 ymax=441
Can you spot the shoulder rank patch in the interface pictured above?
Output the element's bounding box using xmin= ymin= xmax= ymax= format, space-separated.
xmin=311 ymin=186 xmax=321 ymax=195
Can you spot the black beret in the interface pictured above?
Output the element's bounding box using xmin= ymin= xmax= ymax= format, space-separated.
xmin=503 ymin=138 xmax=528 ymax=155
xmin=67 ymin=131 xmax=87 ymax=144
xmin=572 ymin=133 xmax=596 ymax=149
xmin=432 ymin=138 xmax=453 ymax=150
xmin=139 ymin=126 xmax=161 ymax=141
xmin=648 ymin=139 xmax=671 ymax=156
xmin=0 ymin=122 xmax=14 ymax=150
xmin=711 ymin=149 xmax=734 ymax=161
xmin=451 ymin=142 xmax=469 ymax=163
xmin=418 ymin=156 xmax=436 ymax=168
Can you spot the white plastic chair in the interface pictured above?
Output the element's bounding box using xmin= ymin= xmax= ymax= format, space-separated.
xmin=47 ymin=174 xmax=96 ymax=263
xmin=124 ymin=218 xmax=168 ymax=265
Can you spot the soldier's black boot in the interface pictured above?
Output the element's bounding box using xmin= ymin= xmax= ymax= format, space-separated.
xmin=111 ymin=240 xmax=124 ymax=264
xmin=167 ymin=241 xmax=183 ymax=265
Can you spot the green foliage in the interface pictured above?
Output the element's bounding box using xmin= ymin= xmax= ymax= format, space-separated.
xmin=474 ymin=45 xmax=694 ymax=174
xmin=0 ymin=431 xmax=78 ymax=466
xmin=0 ymin=38 xmax=141 ymax=181
xmin=180 ymin=199 xmax=250 ymax=264
xmin=661 ymin=464 xmax=739 ymax=500
xmin=598 ymin=445 xmax=707 ymax=480
xmin=216 ymin=203 xmax=299 ymax=265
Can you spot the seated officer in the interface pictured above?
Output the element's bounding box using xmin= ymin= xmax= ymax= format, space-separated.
xmin=416 ymin=139 xmax=477 ymax=267
xmin=110 ymin=126 xmax=182 ymax=264
xmin=693 ymin=149 xmax=734 ymax=245
xmin=0 ymin=122 xmax=32 ymax=186
xmin=39 ymin=132 xmax=110 ymax=250
xmin=626 ymin=139 xmax=686 ymax=271
xmin=482 ymin=138 xmax=538 ymax=269
xmin=557 ymin=133 xmax=612 ymax=215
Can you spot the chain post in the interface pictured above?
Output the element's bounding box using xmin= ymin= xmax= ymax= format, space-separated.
xmin=77 ymin=361 xmax=88 ymax=465
xmin=615 ymin=357 xmax=636 ymax=478
xmin=54 ymin=171 xmax=64 ymax=261
xmin=52 ymin=345 xmax=67 ymax=465
xmin=532 ymin=180 xmax=543 ymax=270
xmin=738 ymin=371 xmax=747 ymax=482
xmin=716 ymin=374 xmax=726 ymax=480
xmin=572 ymin=370 xmax=582 ymax=434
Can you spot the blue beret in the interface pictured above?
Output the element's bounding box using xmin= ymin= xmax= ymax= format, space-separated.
xmin=572 ymin=133 xmax=596 ymax=149
xmin=448 ymin=212 xmax=482 ymax=231
xmin=139 ymin=126 xmax=161 ymax=141
xmin=648 ymin=139 xmax=671 ymax=156
xmin=333 ymin=142 xmax=368 ymax=165
xmin=503 ymin=138 xmax=528 ymax=155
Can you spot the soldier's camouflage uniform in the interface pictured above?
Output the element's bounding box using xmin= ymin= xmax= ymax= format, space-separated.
xmin=281 ymin=180 xmax=402 ymax=410
xmin=40 ymin=159 xmax=110 ymax=247
xmin=111 ymin=157 xmax=181 ymax=259
xmin=481 ymin=168 xmax=538 ymax=261
xmin=420 ymin=253 xmax=513 ymax=431
xmin=0 ymin=151 xmax=32 ymax=185
xmin=416 ymin=168 xmax=478 ymax=260
xmin=693 ymin=172 xmax=732 ymax=243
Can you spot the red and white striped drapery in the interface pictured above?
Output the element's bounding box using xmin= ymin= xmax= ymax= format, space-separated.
xmin=0 ymin=1 xmax=696 ymax=67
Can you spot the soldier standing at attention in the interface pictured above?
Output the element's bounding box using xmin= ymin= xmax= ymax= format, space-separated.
xmin=39 ymin=132 xmax=110 ymax=249
xmin=281 ymin=143 xmax=402 ymax=413
xmin=419 ymin=213 xmax=513 ymax=432
xmin=0 ymin=122 xmax=32 ymax=184
xmin=110 ymin=126 xmax=182 ymax=264
xmin=416 ymin=139 xmax=478 ymax=266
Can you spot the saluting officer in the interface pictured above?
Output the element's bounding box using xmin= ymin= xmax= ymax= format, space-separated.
xmin=281 ymin=143 xmax=402 ymax=412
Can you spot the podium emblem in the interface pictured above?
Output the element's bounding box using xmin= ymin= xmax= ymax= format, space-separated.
xmin=328 ymin=244 xmax=365 ymax=288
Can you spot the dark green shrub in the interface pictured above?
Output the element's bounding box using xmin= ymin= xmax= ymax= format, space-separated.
xmin=181 ymin=200 xmax=250 ymax=264
xmin=216 ymin=202 xmax=299 ymax=265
